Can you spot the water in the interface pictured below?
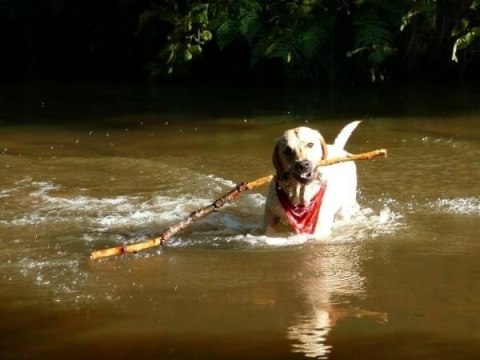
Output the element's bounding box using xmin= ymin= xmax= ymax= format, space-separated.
xmin=1 ymin=83 xmax=480 ymax=359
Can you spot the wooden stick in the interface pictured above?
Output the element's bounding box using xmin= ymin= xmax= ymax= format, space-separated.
xmin=89 ymin=148 xmax=386 ymax=260
xmin=318 ymin=148 xmax=387 ymax=167
xmin=90 ymin=175 xmax=274 ymax=260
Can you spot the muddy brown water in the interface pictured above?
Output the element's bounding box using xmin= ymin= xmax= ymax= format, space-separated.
xmin=1 ymin=83 xmax=480 ymax=359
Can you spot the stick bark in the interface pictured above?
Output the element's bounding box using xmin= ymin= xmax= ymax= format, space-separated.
xmin=90 ymin=175 xmax=274 ymax=259
xmin=90 ymin=148 xmax=386 ymax=260
xmin=318 ymin=148 xmax=387 ymax=166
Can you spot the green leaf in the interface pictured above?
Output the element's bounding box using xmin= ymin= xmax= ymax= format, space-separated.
xmin=190 ymin=44 xmax=202 ymax=55
xmin=191 ymin=3 xmax=209 ymax=24
xmin=265 ymin=42 xmax=276 ymax=56
xmin=452 ymin=27 xmax=480 ymax=62
xmin=201 ymin=30 xmax=213 ymax=42
xmin=180 ymin=48 xmax=193 ymax=62
xmin=400 ymin=1 xmax=436 ymax=31
xmin=216 ymin=20 xmax=238 ymax=49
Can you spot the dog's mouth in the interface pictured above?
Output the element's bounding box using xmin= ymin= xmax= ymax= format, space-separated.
xmin=293 ymin=171 xmax=315 ymax=184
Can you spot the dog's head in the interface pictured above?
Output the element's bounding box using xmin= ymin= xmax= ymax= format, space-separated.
xmin=272 ymin=126 xmax=328 ymax=184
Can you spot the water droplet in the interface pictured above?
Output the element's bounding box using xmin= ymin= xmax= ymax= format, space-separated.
xmin=379 ymin=207 xmax=391 ymax=223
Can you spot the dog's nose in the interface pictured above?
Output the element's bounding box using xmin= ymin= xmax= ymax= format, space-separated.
xmin=294 ymin=160 xmax=312 ymax=173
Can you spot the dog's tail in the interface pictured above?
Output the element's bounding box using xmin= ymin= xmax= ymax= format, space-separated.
xmin=333 ymin=120 xmax=361 ymax=150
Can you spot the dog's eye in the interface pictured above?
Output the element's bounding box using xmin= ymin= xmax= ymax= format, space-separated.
xmin=283 ymin=146 xmax=293 ymax=156
xmin=306 ymin=142 xmax=315 ymax=148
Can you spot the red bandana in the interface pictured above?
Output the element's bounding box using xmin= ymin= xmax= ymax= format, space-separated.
xmin=276 ymin=181 xmax=327 ymax=234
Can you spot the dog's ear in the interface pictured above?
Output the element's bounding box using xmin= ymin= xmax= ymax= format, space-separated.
xmin=313 ymin=130 xmax=328 ymax=161
xmin=272 ymin=141 xmax=284 ymax=177
xmin=320 ymin=136 xmax=328 ymax=160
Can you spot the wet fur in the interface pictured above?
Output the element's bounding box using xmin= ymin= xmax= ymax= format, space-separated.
xmin=264 ymin=121 xmax=361 ymax=239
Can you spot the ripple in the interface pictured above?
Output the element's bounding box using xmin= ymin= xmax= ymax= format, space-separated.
xmin=288 ymin=312 xmax=332 ymax=359
xmin=0 ymin=174 xmax=407 ymax=309
xmin=173 ymin=204 xmax=404 ymax=249
xmin=1 ymin=176 xmax=404 ymax=247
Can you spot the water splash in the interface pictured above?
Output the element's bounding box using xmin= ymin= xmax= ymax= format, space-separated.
xmin=1 ymin=177 xmax=404 ymax=246
xmin=429 ymin=197 xmax=480 ymax=215
xmin=1 ymin=175 xmax=405 ymax=308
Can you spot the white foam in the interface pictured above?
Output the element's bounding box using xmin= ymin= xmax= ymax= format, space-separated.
xmin=205 ymin=173 xmax=236 ymax=187
xmin=0 ymin=188 xmax=15 ymax=198
xmin=29 ymin=181 xmax=62 ymax=198
xmin=2 ymin=175 xmax=407 ymax=308
xmin=98 ymin=213 xmax=150 ymax=228
xmin=3 ymin=176 xmax=403 ymax=248
xmin=2 ymin=177 xmax=264 ymax=237
xmin=331 ymin=206 xmax=404 ymax=242
xmin=200 ymin=205 xmax=403 ymax=249
xmin=430 ymin=197 xmax=480 ymax=215
xmin=246 ymin=234 xmax=310 ymax=246
xmin=12 ymin=215 xmax=48 ymax=226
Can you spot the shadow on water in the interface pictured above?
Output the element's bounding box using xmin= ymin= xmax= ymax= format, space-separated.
xmin=1 ymin=82 xmax=480 ymax=359
xmin=2 ymin=81 xmax=480 ymax=126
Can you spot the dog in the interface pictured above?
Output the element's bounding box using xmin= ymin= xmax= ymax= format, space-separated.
xmin=263 ymin=121 xmax=361 ymax=239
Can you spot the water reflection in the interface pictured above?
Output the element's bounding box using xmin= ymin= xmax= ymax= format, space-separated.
xmin=287 ymin=244 xmax=387 ymax=359
xmin=289 ymin=311 xmax=332 ymax=358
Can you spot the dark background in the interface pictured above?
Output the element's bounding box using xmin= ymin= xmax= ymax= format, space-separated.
xmin=0 ymin=0 xmax=479 ymax=86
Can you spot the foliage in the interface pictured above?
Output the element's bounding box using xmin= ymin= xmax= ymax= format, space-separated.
xmin=138 ymin=1 xmax=212 ymax=75
xmin=347 ymin=1 xmax=404 ymax=81
xmin=138 ymin=0 xmax=480 ymax=82
xmin=401 ymin=0 xmax=480 ymax=66
xmin=1 ymin=0 xmax=480 ymax=82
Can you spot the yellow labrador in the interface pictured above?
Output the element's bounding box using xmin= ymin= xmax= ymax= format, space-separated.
xmin=264 ymin=121 xmax=360 ymax=239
